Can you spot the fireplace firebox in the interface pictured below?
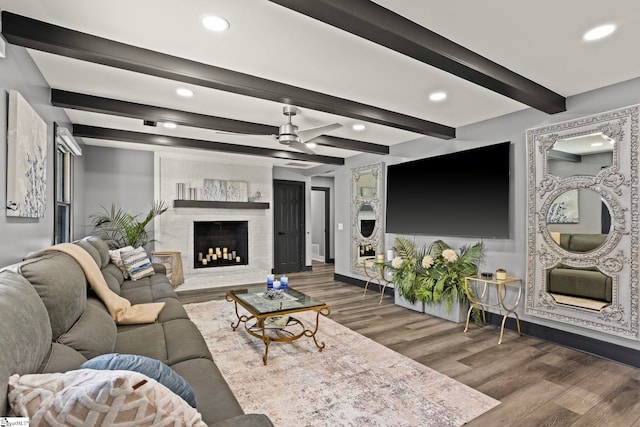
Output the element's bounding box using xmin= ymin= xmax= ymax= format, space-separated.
xmin=193 ymin=221 xmax=248 ymax=268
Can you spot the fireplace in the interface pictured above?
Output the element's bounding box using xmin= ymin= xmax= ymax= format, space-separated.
xmin=193 ymin=221 xmax=248 ymax=268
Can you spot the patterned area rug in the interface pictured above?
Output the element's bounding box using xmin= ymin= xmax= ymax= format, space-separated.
xmin=185 ymin=300 xmax=499 ymax=427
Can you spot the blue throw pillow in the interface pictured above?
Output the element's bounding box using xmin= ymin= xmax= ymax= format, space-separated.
xmin=81 ymin=353 xmax=196 ymax=407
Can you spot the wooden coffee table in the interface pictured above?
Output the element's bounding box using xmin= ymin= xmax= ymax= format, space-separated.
xmin=225 ymin=287 xmax=330 ymax=364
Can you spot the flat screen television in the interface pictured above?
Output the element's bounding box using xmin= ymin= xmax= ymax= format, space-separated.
xmin=385 ymin=142 xmax=510 ymax=238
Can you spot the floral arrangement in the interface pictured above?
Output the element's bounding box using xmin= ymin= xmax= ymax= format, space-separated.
xmin=390 ymin=237 xmax=484 ymax=313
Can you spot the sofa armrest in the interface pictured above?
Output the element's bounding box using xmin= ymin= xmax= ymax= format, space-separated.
xmin=152 ymin=263 xmax=166 ymax=275
xmin=209 ymin=414 xmax=274 ymax=427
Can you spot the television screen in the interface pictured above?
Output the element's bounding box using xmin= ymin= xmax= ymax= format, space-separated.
xmin=385 ymin=142 xmax=510 ymax=238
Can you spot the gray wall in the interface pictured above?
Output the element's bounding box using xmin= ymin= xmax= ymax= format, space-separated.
xmin=0 ymin=45 xmax=81 ymax=266
xmin=81 ymin=145 xmax=155 ymax=243
xmin=335 ymin=76 xmax=640 ymax=349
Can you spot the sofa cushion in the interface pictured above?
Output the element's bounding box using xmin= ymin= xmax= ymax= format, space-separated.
xmin=84 ymin=236 xmax=112 ymax=268
xmin=8 ymin=370 xmax=207 ymax=426
xmin=548 ymin=268 xmax=612 ymax=302
xmin=171 ymin=358 xmax=244 ymax=425
xmin=115 ymin=319 xmax=212 ymax=365
xmin=0 ymin=271 xmax=53 ymax=416
xmin=81 ymin=353 xmax=196 ymax=407
xmin=57 ymin=298 xmax=117 ymax=359
xmin=39 ymin=343 xmax=88 ymax=374
xmin=75 ymin=238 xmax=104 ymax=269
xmin=121 ymin=247 xmax=155 ymax=281
xmin=17 ymin=252 xmax=87 ymax=340
xmin=120 ymin=275 xmax=179 ymax=302
xmin=101 ymin=263 xmax=124 ymax=294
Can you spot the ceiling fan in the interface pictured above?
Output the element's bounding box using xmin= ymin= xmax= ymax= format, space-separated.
xmin=223 ymin=106 xmax=342 ymax=154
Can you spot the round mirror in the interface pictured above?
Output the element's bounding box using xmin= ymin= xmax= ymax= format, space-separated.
xmin=546 ymin=188 xmax=611 ymax=253
xmin=357 ymin=173 xmax=376 ymax=198
xmin=547 ymin=132 xmax=613 ymax=179
xmin=358 ymin=203 xmax=376 ymax=238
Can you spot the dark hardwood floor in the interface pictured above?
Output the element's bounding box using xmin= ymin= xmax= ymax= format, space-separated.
xmin=177 ymin=262 xmax=640 ymax=426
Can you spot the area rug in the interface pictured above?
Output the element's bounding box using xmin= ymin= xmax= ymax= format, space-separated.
xmin=184 ymin=300 xmax=500 ymax=427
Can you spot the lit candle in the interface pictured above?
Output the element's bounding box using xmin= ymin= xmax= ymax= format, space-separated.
xmin=228 ymin=254 xmax=233 ymax=260
xmin=223 ymin=247 xmax=228 ymax=254
xmin=208 ymin=248 xmax=213 ymax=256
xmin=202 ymin=259 xmax=207 ymax=265
xmin=236 ymin=256 xmax=241 ymax=262
xmin=198 ymin=252 xmax=203 ymax=261
xmin=206 ymin=254 xmax=211 ymax=262
xmin=212 ymin=254 xmax=217 ymax=261
xmin=377 ymin=254 xmax=384 ymax=262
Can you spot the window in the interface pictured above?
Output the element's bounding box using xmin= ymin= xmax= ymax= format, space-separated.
xmin=54 ymin=125 xmax=81 ymax=243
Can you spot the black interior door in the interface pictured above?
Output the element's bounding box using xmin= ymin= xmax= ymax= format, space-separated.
xmin=273 ymin=180 xmax=305 ymax=274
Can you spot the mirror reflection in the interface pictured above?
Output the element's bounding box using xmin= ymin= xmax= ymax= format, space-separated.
xmin=357 ymin=173 xmax=376 ymax=198
xmin=358 ymin=204 xmax=376 ymax=238
xmin=547 ymin=188 xmax=611 ymax=253
xmin=548 ymin=132 xmax=613 ymax=179
xmin=546 ymin=263 xmax=612 ymax=311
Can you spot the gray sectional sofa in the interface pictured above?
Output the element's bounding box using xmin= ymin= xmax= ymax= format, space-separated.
xmin=0 ymin=236 xmax=273 ymax=426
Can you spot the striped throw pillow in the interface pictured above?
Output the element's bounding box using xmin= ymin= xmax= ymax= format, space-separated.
xmin=121 ymin=247 xmax=155 ymax=281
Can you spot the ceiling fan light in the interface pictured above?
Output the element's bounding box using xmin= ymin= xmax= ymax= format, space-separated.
xmin=352 ymin=123 xmax=366 ymax=131
xmin=163 ymin=122 xmax=177 ymax=129
xmin=306 ymin=142 xmax=317 ymax=148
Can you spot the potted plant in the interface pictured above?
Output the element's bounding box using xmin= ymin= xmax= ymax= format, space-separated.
xmin=89 ymin=201 xmax=168 ymax=249
xmin=390 ymin=237 xmax=484 ymax=321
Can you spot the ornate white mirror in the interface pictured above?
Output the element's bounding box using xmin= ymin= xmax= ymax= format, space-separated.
xmin=351 ymin=162 xmax=384 ymax=274
xmin=526 ymin=105 xmax=639 ymax=339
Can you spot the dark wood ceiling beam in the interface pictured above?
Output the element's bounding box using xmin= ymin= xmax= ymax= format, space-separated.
xmin=52 ymin=89 xmax=275 ymax=135
xmin=51 ymin=89 xmax=389 ymax=155
xmin=72 ymin=125 xmax=345 ymax=166
xmin=1 ymin=11 xmax=454 ymax=139
xmin=267 ymin=0 xmax=567 ymax=115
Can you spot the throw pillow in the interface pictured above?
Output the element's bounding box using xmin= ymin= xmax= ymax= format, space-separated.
xmin=108 ymin=245 xmax=134 ymax=279
xmin=8 ymin=370 xmax=207 ymax=427
xmin=121 ymin=247 xmax=155 ymax=281
xmin=81 ymin=353 xmax=196 ymax=407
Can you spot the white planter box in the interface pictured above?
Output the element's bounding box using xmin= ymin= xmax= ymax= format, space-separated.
xmin=424 ymin=300 xmax=469 ymax=323
xmin=394 ymin=292 xmax=424 ymax=312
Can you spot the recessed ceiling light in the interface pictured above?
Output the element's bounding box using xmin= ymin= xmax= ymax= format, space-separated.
xmin=163 ymin=122 xmax=177 ymax=129
xmin=202 ymin=15 xmax=230 ymax=32
xmin=590 ymin=142 xmax=603 ymax=147
xmin=352 ymin=123 xmax=366 ymax=131
xmin=583 ymin=24 xmax=616 ymax=41
xmin=176 ymin=88 xmax=194 ymax=97
xmin=306 ymin=142 xmax=317 ymax=148
xmin=429 ymin=91 xmax=447 ymax=102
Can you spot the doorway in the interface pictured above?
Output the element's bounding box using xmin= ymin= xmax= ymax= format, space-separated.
xmin=311 ymin=186 xmax=331 ymax=263
xmin=273 ymin=180 xmax=305 ymax=274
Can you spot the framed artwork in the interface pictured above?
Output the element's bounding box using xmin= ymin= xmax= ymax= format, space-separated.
xmin=226 ymin=181 xmax=248 ymax=202
xmin=547 ymin=189 xmax=580 ymax=224
xmin=6 ymin=90 xmax=48 ymax=218
xmin=203 ymin=179 xmax=227 ymax=201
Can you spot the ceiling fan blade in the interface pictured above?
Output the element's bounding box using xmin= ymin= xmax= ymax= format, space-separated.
xmin=289 ymin=140 xmax=316 ymax=155
xmin=297 ymin=123 xmax=342 ymax=143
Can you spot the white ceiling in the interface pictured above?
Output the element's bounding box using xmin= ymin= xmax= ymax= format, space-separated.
xmin=1 ymin=0 xmax=639 ymax=169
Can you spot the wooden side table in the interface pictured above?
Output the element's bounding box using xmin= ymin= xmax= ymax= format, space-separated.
xmin=463 ymin=275 xmax=523 ymax=344
xmin=151 ymin=251 xmax=184 ymax=287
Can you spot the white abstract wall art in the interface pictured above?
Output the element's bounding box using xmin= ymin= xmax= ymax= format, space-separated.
xmin=226 ymin=181 xmax=248 ymax=202
xmin=6 ymin=90 xmax=48 ymax=218
xmin=203 ymin=179 xmax=227 ymax=201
